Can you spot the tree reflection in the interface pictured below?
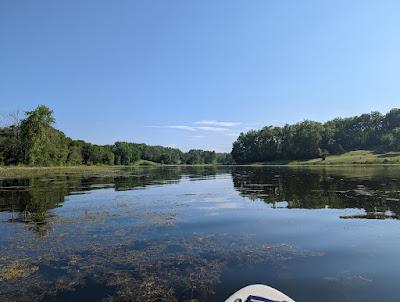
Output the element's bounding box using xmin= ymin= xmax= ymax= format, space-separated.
xmin=231 ymin=166 xmax=400 ymax=220
xmin=0 ymin=167 xmax=185 ymax=232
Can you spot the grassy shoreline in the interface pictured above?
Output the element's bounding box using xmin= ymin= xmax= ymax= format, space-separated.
xmin=241 ymin=150 xmax=400 ymax=166
xmin=0 ymin=165 xmax=130 ymax=178
xmin=2 ymin=150 xmax=400 ymax=178
xmin=0 ymin=162 xmax=224 ymax=178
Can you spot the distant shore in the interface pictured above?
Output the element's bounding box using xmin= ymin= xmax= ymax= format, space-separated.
xmin=0 ymin=162 xmax=226 ymax=178
xmin=3 ymin=150 xmax=400 ymax=178
xmin=238 ymin=150 xmax=400 ymax=166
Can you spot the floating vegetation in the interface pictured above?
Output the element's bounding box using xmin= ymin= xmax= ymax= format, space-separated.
xmin=0 ymin=232 xmax=321 ymax=301
xmin=340 ymin=212 xmax=399 ymax=220
xmin=0 ymin=260 xmax=38 ymax=282
xmin=323 ymin=271 xmax=373 ymax=286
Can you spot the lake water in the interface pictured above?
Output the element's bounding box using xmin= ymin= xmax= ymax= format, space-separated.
xmin=1 ymin=166 xmax=400 ymax=301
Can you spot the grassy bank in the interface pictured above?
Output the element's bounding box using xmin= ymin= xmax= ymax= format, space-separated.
xmin=0 ymin=161 xmax=221 ymax=178
xmin=0 ymin=165 xmax=130 ymax=178
xmin=249 ymin=150 xmax=400 ymax=166
xmin=293 ymin=150 xmax=400 ymax=165
xmin=133 ymin=159 xmax=160 ymax=166
xmin=0 ymin=162 xmax=169 ymax=178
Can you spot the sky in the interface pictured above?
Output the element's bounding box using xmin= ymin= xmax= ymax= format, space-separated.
xmin=1 ymin=0 xmax=400 ymax=152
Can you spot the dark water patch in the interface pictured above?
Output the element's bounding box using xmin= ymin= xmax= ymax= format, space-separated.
xmin=131 ymin=240 xmax=151 ymax=251
xmin=40 ymin=279 xmax=116 ymax=302
xmin=163 ymin=244 xmax=187 ymax=254
xmin=199 ymin=251 xmax=220 ymax=261
xmin=38 ymin=263 xmax=67 ymax=280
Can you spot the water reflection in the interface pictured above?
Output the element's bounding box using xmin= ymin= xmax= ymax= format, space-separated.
xmin=1 ymin=166 xmax=400 ymax=301
xmin=4 ymin=166 xmax=400 ymax=227
xmin=0 ymin=166 xmax=222 ymax=232
xmin=232 ymin=166 xmax=400 ymax=220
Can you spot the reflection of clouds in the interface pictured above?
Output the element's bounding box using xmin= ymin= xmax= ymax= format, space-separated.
xmin=204 ymin=211 xmax=220 ymax=216
xmin=270 ymin=201 xmax=288 ymax=208
xmin=199 ymin=196 xmax=244 ymax=210
xmin=218 ymin=202 xmax=242 ymax=209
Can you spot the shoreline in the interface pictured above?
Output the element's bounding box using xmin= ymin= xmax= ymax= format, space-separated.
xmin=2 ymin=162 xmax=400 ymax=177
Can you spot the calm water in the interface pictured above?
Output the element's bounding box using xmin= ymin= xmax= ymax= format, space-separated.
xmin=1 ymin=166 xmax=400 ymax=301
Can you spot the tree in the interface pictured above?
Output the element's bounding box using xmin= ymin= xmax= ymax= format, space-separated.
xmin=67 ymin=141 xmax=84 ymax=165
xmin=20 ymin=105 xmax=68 ymax=166
xmin=320 ymin=149 xmax=329 ymax=161
xmin=232 ymin=131 xmax=260 ymax=163
xmin=384 ymin=108 xmax=400 ymax=131
xmin=102 ymin=146 xmax=115 ymax=165
xmin=386 ymin=128 xmax=400 ymax=150
xmin=216 ymin=153 xmax=235 ymax=164
xmin=203 ymin=151 xmax=217 ymax=164
xmin=46 ymin=129 xmax=69 ymax=165
xmin=0 ymin=105 xmax=233 ymax=167
xmin=113 ymin=142 xmax=140 ymax=165
xmin=287 ymin=121 xmax=323 ymax=159
xmin=258 ymin=126 xmax=282 ymax=161
xmin=184 ymin=150 xmax=204 ymax=165
xmin=0 ymin=126 xmax=24 ymax=165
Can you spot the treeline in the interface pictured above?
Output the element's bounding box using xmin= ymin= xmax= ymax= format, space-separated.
xmin=232 ymin=109 xmax=400 ymax=163
xmin=0 ymin=105 xmax=234 ymax=166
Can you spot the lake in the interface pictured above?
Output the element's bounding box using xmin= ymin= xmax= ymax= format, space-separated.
xmin=1 ymin=166 xmax=400 ymax=301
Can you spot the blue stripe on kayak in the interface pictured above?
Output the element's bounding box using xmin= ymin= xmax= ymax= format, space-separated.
xmin=245 ymin=295 xmax=282 ymax=302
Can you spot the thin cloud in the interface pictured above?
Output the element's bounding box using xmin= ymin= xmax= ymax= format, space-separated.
xmin=196 ymin=126 xmax=229 ymax=132
xmin=195 ymin=120 xmax=241 ymax=127
xmin=150 ymin=125 xmax=230 ymax=133
xmin=167 ymin=125 xmax=197 ymax=131
xmin=225 ymin=132 xmax=240 ymax=137
xmin=149 ymin=120 xmax=245 ymax=135
xmin=149 ymin=125 xmax=197 ymax=131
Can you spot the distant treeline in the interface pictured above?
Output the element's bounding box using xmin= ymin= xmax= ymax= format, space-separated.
xmin=231 ymin=109 xmax=400 ymax=163
xmin=0 ymin=105 xmax=234 ymax=166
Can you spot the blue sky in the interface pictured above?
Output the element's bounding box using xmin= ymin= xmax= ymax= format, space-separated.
xmin=1 ymin=0 xmax=399 ymax=152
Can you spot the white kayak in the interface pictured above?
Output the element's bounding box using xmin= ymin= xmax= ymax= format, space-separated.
xmin=225 ymin=284 xmax=295 ymax=302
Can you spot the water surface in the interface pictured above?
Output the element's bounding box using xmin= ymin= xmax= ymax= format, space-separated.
xmin=1 ymin=166 xmax=400 ymax=301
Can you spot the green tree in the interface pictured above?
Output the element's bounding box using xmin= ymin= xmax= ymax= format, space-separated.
xmin=113 ymin=142 xmax=140 ymax=165
xmin=288 ymin=121 xmax=323 ymax=159
xmin=20 ymin=105 xmax=68 ymax=166
xmin=67 ymin=142 xmax=83 ymax=165
xmin=386 ymin=128 xmax=400 ymax=150
xmin=216 ymin=153 xmax=235 ymax=164
xmin=203 ymin=151 xmax=217 ymax=164
xmin=184 ymin=150 xmax=204 ymax=164
xmin=0 ymin=126 xmax=24 ymax=165
xmin=102 ymin=146 xmax=115 ymax=165
xmin=231 ymin=131 xmax=260 ymax=163
xmin=258 ymin=126 xmax=282 ymax=161
xmin=384 ymin=108 xmax=400 ymax=131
